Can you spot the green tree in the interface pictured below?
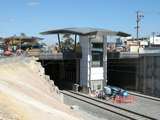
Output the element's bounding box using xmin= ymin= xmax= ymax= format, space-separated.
xmin=61 ymin=34 xmax=74 ymax=51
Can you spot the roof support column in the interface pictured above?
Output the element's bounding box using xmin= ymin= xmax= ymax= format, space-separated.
xmin=74 ymin=34 xmax=77 ymax=51
xmin=88 ymin=37 xmax=92 ymax=90
xmin=103 ymin=35 xmax=107 ymax=88
xmin=57 ymin=33 xmax=61 ymax=51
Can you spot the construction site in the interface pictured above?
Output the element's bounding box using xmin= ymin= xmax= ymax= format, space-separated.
xmin=0 ymin=27 xmax=160 ymax=120
xmin=1 ymin=1 xmax=160 ymax=119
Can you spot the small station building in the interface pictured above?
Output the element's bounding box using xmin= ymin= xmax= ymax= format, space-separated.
xmin=40 ymin=27 xmax=130 ymax=91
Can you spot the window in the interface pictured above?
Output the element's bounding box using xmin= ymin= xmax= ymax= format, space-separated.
xmin=92 ymin=51 xmax=103 ymax=67
xmin=92 ymin=43 xmax=103 ymax=48
xmin=91 ymin=43 xmax=103 ymax=67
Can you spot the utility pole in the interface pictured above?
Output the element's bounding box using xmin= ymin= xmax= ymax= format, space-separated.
xmin=135 ymin=11 xmax=144 ymax=40
xmin=135 ymin=11 xmax=144 ymax=91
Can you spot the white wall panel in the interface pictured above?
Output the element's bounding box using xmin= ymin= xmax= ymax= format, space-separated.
xmin=91 ymin=67 xmax=104 ymax=80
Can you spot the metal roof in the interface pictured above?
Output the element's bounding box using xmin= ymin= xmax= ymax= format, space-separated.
xmin=4 ymin=36 xmax=43 ymax=41
xmin=40 ymin=27 xmax=130 ymax=37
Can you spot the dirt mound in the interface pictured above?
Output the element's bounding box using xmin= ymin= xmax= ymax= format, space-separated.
xmin=0 ymin=57 xmax=83 ymax=120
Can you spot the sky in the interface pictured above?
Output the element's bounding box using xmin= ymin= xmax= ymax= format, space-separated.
xmin=0 ymin=0 xmax=160 ymax=44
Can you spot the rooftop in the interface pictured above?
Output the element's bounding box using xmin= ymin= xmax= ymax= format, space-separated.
xmin=40 ymin=27 xmax=130 ymax=37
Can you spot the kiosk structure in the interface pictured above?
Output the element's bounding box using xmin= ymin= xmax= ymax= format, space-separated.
xmin=41 ymin=27 xmax=130 ymax=91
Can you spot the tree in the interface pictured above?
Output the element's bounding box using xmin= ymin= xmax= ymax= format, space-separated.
xmin=60 ymin=34 xmax=74 ymax=51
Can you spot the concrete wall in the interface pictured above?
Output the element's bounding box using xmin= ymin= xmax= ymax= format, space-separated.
xmin=79 ymin=36 xmax=90 ymax=88
xmin=136 ymin=55 xmax=160 ymax=97
xmin=90 ymin=80 xmax=103 ymax=90
xmin=90 ymin=67 xmax=103 ymax=90
xmin=79 ymin=35 xmax=105 ymax=91
xmin=150 ymin=36 xmax=160 ymax=45
xmin=107 ymin=58 xmax=137 ymax=90
xmin=108 ymin=55 xmax=160 ymax=97
xmin=91 ymin=67 xmax=103 ymax=80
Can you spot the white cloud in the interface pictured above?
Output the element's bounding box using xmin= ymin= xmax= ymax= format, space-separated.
xmin=27 ymin=1 xmax=40 ymax=6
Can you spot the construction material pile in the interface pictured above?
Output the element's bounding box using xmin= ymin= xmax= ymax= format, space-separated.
xmin=0 ymin=57 xmax=82 ymax=120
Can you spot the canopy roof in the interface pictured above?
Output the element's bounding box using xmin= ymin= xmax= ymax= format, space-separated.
xmin=40 ymin=27 xmax=130 ymax=37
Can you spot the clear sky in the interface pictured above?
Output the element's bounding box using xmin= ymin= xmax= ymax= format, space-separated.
xmin=0 ymin=0 xmax=160 ymax=44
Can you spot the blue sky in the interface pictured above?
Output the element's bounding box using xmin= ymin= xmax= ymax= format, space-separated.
xmin=0 ymin=0 xmax=160 ymax=44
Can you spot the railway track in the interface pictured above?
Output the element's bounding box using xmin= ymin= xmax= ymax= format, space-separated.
xmin=62 ymin=90 xmax=157 ymax=120
xmin=128 ymin=91 xmax=160 ymax=102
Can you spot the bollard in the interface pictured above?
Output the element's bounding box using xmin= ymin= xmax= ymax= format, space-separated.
xmin=73 ymin=84 xmax=79 ymax=92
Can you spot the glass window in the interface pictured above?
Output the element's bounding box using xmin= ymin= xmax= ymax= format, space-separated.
xmin=92 ymin=43 xmax=103 ymax=48
xmin=91 ymin=43 xmax=103 ymax=67
xmin=92 ymin=51 xmax=103 ymax=67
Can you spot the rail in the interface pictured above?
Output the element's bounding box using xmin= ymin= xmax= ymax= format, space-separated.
xmin=61 ymin=90 xmax=157 ymax=120
xmin=128 ymin=91 xmax=160 ymax=102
